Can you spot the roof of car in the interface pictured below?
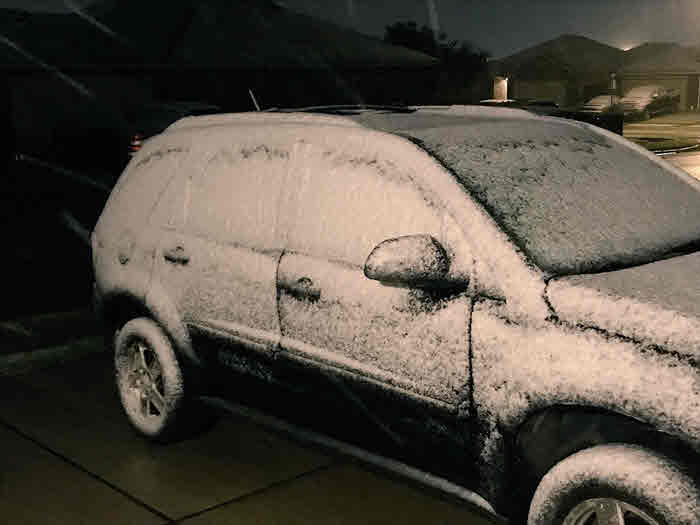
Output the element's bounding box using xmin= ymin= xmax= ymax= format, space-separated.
xmin=167 ymin=105 xmax=541 ymax=134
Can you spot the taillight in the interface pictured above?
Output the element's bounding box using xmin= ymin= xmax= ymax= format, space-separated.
xmin=129 ymin=133 xmax=143 ymax=156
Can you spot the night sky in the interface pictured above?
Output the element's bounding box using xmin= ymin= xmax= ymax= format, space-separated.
xmin=2 ymin=0 xmax=700 ymax=58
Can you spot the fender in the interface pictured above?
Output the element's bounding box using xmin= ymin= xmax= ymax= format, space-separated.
xmin=143 ymin=277 xmax=200 ymax=366
xmin=97 ymin=269 xmax=200 ymax=367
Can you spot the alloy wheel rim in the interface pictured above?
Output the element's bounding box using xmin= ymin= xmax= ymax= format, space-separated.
xmin=122 ymin=340 xmax=166 ymax=421
xmin=564 ymin=497 xmax=660 ymax=525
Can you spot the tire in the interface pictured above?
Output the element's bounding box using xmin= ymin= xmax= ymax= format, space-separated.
xmin=114 ymin=317 xmax=192 ymax=441
xmin=528 ymin=444 xmax=700 ymax=525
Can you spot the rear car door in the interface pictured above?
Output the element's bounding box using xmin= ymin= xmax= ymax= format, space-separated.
xmin=150 ymin=133 xmax=289 ymax=359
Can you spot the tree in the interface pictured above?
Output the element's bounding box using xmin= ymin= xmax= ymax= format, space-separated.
xmin=384 ymin=21 xmax=491 ymax=104
xmin=383 ymin=21 xmax=489 ymax=71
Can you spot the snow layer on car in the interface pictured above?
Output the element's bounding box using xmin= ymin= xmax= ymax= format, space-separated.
xmin=547 ymin=251 xmax=700 ymax=360
xmin=168 ymin=111 xmax=365 ymax=132
xmin=349 ymin=111 xmax=700 ymax=276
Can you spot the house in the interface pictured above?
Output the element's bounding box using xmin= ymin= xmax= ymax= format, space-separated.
xmin=89 ymin=0 xmax=440 ymax=109
xmin=619 ymin=43 xmax=700 ymax=111
xmin=488 ymin=34 xmax=624 ymax=107
xmin=0 ymin=0 xmax=439 ymax=163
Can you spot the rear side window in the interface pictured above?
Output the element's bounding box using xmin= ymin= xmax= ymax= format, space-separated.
xmin=99 ymin=146 xmax=189 ymax=235
xmin=184 ymin=145 xmax=289 ymax=250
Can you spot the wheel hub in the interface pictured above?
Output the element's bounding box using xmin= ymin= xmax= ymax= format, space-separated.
xmin=564 ymin=497 xmax=660 ymax=525
xmin=121 ymin=341 xmax=166 ymax=419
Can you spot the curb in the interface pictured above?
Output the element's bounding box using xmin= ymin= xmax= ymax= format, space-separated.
xmin=655 ymin=144 xmax=700 ymax=156
xmin=0 ymin=335 xmax=105 ymax=376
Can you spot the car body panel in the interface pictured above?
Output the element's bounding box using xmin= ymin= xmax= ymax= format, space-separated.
xmin=471 ymin=297 xmax=700 ymax=505
xmin=278 ymin=251 xmax=472 ymax=405
xmin=547 ymin=252 xmax=700 ymax=360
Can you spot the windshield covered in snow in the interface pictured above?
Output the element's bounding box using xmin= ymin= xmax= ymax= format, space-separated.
xmin=420 ymin=120 xmax=700 ymax=275
xmin=351 ymin=112 xmax=700 ymax=275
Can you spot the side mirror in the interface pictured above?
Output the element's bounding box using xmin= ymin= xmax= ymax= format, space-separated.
xmin=364 ymin=234 xmax=450 ymax=287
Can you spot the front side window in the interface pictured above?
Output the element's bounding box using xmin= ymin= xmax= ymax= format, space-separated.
xmin=285 ymin=146 xmax=442 ymax=266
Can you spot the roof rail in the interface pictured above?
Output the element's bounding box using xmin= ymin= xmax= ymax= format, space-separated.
xmin=166 ymin=111 xmax=365 ymax=132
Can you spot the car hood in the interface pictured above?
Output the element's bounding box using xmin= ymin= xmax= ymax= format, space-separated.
xmin=546 ymin=252 xmax=700 ymax=359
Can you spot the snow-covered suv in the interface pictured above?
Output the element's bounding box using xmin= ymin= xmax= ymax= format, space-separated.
xmin=92 ymin=105 xmax=700 ymax=524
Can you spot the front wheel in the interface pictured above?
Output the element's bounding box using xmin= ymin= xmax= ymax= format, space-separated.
xmin=528 ymin=444 xmax=700 ymax=525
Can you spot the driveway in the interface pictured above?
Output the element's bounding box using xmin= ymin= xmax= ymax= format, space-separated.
xmin=1 ymin=349 xmax=498 ymax=524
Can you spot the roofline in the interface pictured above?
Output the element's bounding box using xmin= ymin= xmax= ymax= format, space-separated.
xmin=619 ymin=71 xmax=700 ymax=77
xmin=0 ymin=63 xmax=441 ymax=74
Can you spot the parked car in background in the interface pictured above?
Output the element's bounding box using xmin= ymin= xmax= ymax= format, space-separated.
xmin=480 ymin=98 xmax=623 ymax=135
xmin=93 ymin=105 xmax=700 ymax=525
xmin=620 ymin=85 xmax=680 ymax=121
xmin=579 ymin=94 xmax=621 ymax=113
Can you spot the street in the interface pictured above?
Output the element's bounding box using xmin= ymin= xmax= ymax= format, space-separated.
xmin=665 ymin=150 xmax=700 ymax=180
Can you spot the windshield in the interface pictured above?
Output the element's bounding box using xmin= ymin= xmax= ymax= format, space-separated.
xmin=362 ymin=114 xmax=700 ymax=276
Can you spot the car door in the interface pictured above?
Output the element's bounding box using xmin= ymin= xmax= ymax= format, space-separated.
xmin=150 ymin=137 xmax=289 ymax=359
xmin=276 ymin=138 xmax=473 ymax=409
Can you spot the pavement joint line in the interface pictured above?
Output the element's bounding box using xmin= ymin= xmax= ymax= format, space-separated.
xmin=171 ymin=462 xmax=339 ymax=523
xmin=0 ymin=336 xmax=104 ymax=376
xmin=0 ymin=417 xmax=173 ymax=523
xmin=201 ymin=396 xmax=506 ymax=524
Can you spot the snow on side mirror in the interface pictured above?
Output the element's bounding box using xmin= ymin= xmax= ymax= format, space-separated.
xmin=364 ymin=234 xmax=450 ymax=287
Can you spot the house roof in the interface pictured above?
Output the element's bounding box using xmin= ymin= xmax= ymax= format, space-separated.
xmin=490 ymin=34 xmax=623 ymax=80
xmin=620 ymin=43 xmax=700 ymax=75
xmin=169 ymin=0 xmax=438 ymax=69
xmin=0 ymin=0 xmax=437 ymax=70
xmin=0 ymin=7 xmax=142 ymax=67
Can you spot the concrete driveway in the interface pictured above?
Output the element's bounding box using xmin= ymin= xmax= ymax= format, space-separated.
xmin=1 ymin=348 xmax=498 ymax=525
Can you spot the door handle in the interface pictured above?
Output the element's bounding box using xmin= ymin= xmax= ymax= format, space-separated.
xmin=280 ymin=276 xmax=321 ymax=302
xmin=163 ymin=245 xmax=189 ymax=265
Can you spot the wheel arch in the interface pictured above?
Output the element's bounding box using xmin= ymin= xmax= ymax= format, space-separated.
xmin=97 ymin=279 xmax=200 ymax=367
xmin=509 ymin=404 xmax=700 ymax=519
